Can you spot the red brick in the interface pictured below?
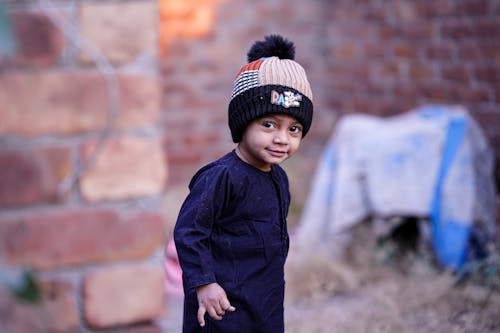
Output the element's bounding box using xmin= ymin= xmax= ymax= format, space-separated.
xmin=415 ymin=1 xmax=458 ymax=17
xmin=386 ymin=97 xmax=419 ymax=115
xmin=471 ymin=19 xmax=500 ymax=37
xmin=0 ymin=146 xmax=71 ymax=207
xmin=421 ymin=83 xmax=491 ymax=104
xmin=328 ymin=77 xmax=357 ymax=94
xmin=80 ymin=136 xmax=167 ymax=202
xmin=8 ymin=11 xmax=64 ymax=67
xmin=83 ymin=265 xmax=165 ymax=328
xmin=184 ymin=132 xmax=221 ymax=147
xmin=472 ymin=110 xmax=500 ymax=136
xmin=0 ymin=71 xmax=108 ymax=136
xmin=394 ymin=42 xmax=417 ymax=58
xmin=159 ymin=0 xmax=193 ymax=18
xmin=159 ymin=0 xmax=221 ymax=43
xmin=441 ymin=64 xmax=471 ymax=82
xmin=79 ymin=1 xmax=158 ymax=65
xmin=456 ymin=0 xmax=489 ymax=16
xmin=426 ymin=43 xmax=455 ymax=60
xmin=409 ymin=63 xmax=434 ymax=80
xmin=457 ymin=85 xmax=491 ymax=103
xmin=444 ymin=18 xmax=499 ymax=39
xmin=162 ymin=81 xmax=193 ymax=100
xmin=441 ymin=19 xmax=474 ymax=39
xmin=348 ymin=95 xmax=403 ymax=116
xmin=347 ymin=63 xmax=371 ymax=80
xmin=363 ymin=80 xmax=386 ymax=95
xmin=0 ymin=209 xmax=166 ymax=269
xmin=379 ymin=62 xmax=401 ymax=80
xmin=178 ymin=90 xmax=225 ymax=110
xmin=457 ymin=40 xmax=500 ymax=61
xmin=334 ymin=43 xmax=358 ymax=60
xmin=392 ymin=85 xmax=419 ymax=109
xmin=474 ymin=65 xmax=499 ymax=84
xmin=349 ymin=96 xmax=376 ymax=114
xmin=160 ymin=112 xmax=200 ymax=146
xmin=0 ymin=71 xmax=160 ymax=137
xmin=380 ymin=25 xmax=399 ymax=40
xmin=400 ymin=22 xmax=433 ymax=39
xmin=494 ymin=131 xmax=500 ymax=145
xmin=364 ymin=5 xmax=385 ymax=21
xmin=394 ymin=84 xmax=419 ymax=100
xmin=328 ymin=22 xmax=373 ymax=40
xmin=330 ymin=4 xmax=363 ymax=21
xmin=116 ymin=74 xmax=161 ymax=130
xmin=420 ymin=84 xmax=452 ymax=101
xmin=364 ymin=42 xmax=386 ymax=58
xmin=160 ymin=41 xmax=191 ymax=62
xmin=166 ymin=141 xmax=204 ymax=165
xmin=167 ymin=162 xmax=200 ymax=185
xmin=0 ymin=280 xmax=78 ymax=332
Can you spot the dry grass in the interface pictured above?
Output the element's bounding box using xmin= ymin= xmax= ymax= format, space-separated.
xmin=285 ymin=223 xmax=500 ymax=333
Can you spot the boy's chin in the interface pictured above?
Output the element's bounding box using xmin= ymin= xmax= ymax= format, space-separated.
xmin=267 ymin=157 xmax=288 ymax=165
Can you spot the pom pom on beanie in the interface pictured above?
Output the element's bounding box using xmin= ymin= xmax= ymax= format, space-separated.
xmin=247 ymin=34 xmax=295 ymax=62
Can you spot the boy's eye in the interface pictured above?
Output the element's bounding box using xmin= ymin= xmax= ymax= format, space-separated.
xmin=262 ymin=121 xmax=275 ymax=129
xmin=290 ymin=125 xmax=302 ymax=134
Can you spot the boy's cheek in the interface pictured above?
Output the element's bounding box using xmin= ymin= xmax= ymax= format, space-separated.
xmin=288 ymin=142 xmax=302 ymax=157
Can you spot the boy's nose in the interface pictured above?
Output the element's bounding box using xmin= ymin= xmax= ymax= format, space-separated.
xmin=273 ymin=130 xmax=289 ymax=144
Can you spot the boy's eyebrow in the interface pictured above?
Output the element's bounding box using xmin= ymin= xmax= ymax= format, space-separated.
xmin=261 ymin=115 xmax=302 ymax=126
xmin=261 ymin=115 xmax=278 ymax=120
xmin=261 ymin=115 xmax=297 ymax=121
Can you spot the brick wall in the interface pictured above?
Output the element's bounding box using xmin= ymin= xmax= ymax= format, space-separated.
xmin=160 ymin=0 xmax=499 ymax=222
xmin=0 ymin=0 xmax=498 ymax=331
xmin=0 ymin=1 xmax=167 ymax=331
xmin=159 ymin=0 xmax=336 ymax=211
xmin=320 ymin=0 xmax=500 ymax=187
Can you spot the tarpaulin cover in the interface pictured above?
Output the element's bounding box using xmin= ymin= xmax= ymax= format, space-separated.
xmin=296 ymin=105 xmax=496 ymax=270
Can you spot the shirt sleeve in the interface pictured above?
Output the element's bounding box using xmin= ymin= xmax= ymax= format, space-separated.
xmin=173 ymin=165 xmax=230 ymax=290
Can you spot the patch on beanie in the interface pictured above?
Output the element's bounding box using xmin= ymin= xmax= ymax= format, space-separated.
xmin=230 ymin=59 xmax=264 ymax=100
xmin=271 ymin=90 xmax=302 ymax=108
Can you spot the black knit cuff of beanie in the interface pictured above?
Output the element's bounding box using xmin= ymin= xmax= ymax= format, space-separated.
xmin=228 ymin=85 xmax=313 ymax=143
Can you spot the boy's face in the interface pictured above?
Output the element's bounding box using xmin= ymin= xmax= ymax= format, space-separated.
xmin=236 ymin=114 xmax=303 ymax=172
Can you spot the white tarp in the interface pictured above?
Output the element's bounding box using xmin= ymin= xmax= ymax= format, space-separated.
xmin=296 ymin=105 xmax=496 ymax=269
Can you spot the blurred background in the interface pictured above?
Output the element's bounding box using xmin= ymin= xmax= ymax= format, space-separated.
xmin=0 ymin=0 xmax=498 ymax=332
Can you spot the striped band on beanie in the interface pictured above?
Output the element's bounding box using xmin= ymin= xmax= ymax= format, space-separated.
xmin=228 ymin=35 xmax=314 ymax=143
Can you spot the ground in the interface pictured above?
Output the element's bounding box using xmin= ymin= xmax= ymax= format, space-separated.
xmin=165 ymin=262 xmax=500 ymax=333
xmin=284 ymin=263 xmax=500 ymax=333
xmin=164 ymin=223 xmax=500 ymax=332
xmin=283 ymin=221 xmax=500 ymax=333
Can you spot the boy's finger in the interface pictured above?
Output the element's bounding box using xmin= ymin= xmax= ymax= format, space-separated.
xmin=213 ymin=302 xmax=224 ymax=316
xmin=197 ymin=305 xmax=206 ymax=327
xmin=207 ymin=306 xmax=223 ymax=320
xmin=220 ymin=298 xmax=236 ymax=312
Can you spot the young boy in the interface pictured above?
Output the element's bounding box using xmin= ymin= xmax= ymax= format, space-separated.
xmin=173 ymin=34 xmax=314 ymax=333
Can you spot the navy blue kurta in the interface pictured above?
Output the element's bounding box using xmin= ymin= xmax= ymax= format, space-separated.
xmin=174 ymin=150 xmax=290 ymax=333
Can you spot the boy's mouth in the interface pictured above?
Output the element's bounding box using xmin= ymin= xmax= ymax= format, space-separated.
xmin=267 ymin=149 xmax=287 ymax=158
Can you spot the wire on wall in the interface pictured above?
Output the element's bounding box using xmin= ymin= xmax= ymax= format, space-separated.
xmin=35 ymin=0 xmax=120 ymax=198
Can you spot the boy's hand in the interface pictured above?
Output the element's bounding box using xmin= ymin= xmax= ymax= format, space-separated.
xmin=195 ymin=283 xmax=236 ymax=327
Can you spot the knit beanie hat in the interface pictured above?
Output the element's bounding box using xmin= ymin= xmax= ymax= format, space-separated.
xmin=228 ymin=34 xmax=313 ymax=143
